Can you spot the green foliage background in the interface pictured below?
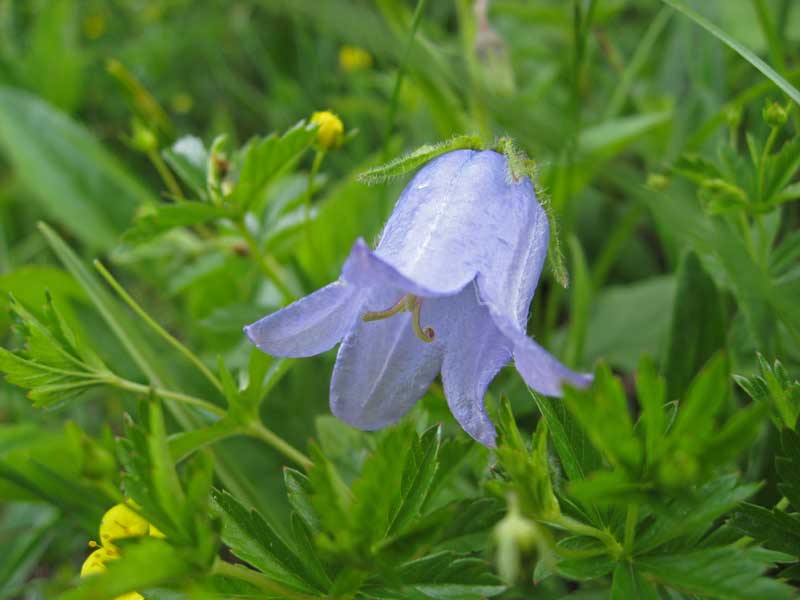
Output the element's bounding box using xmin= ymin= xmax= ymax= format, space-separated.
xmin=0 ymin=0 xmax=799 ymax=598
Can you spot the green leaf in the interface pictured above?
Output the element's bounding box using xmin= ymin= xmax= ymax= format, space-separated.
xmin=663 ymin=252 xmax=726 ymax=401
xmin=777 ymin=428 xmax=800 ymax=511
xmin=635 ymin=475 xmax=759 ymax=553
xmin=636 ymin=356 xmax=667 ymax=468
xmin=0 ymin=504 xmax=58 ymax=596
xmin=368 ymin=552 xmax=504 ymax=600
xmin=730 ymin=503 xmax=800 ymax=556
xmin=636 ymin=546 xmax=794 ymax=599
xmin=162 ymin=136 xmax=209 ymax=200
xmin=124 ymin=203 xmax=234 ymax=244
xmin=563 ymin=363 xmax=641 ymax=470
xmin=210 ymin=489 xmax=324 ymax=594
xmin=0 ymin=86 xmax=150 ymax=250
xmin=662 ymin=0 xmax=800 ymax=105
xmin=563 ymin=235 xmax=592 ymax=366
xmin=579 ymin=111 xmax=671 ymax=156
xmin=228 ymin=121 xmax=317 ymax=211
xmin=388 ymin=426 xmax=441 ymax=536
xmin=357 ymin=135 xmax=483 ymax=184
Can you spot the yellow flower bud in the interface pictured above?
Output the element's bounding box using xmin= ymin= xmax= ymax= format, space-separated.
xmin=311 ymin=111 xmax=344 ymax=150
xmin=99 ymin=503 xmax=150 ymax=547
xmin=149 ymin=524 xmax=166 ymax=539
xmin=339 ymin=46 xmax=373 ymax=73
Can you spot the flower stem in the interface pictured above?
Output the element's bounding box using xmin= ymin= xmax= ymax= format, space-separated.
xmin=147 ymin=148 xmax=185 ymax=201
xmin=623 ymin=503 xmax=638 ymax=554
xmin=234 ymin=220 xmax=295 ymax=303
xmin=304 ymin=149 xmax=325 ymax=260
xmin=211 ymin=559 xmax=315 ymax=599
xmin=94 ymin=260 xmax=225 ymax=395
xmin=106 ymin=375 xmax=225 ymax=417
xmin=382 ymin=0 xmax=428 ymax=161
xmin=246 ymin=420 xmax=313 ymax=470
xmin=551 ymin=514 xmax=623 ymax=559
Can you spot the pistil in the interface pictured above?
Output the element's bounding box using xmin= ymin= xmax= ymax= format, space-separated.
xmin=362 ymin=293 xmax=435 ymax=343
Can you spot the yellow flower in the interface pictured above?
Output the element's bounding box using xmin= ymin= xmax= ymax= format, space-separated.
xmin=311 ymin=111 xmax=344 ymax=150
xmin=99 ymin=503 xmax=150 ymax=547
xmin=339 ymin=46 xmax=373 ymax=73
xmin=80 ymin=546 xmax=144 ymax=600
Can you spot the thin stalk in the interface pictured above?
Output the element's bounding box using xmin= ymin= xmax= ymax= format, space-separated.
xmin=147 ymin=148 xmax=184 ymax=201
xmin=234 ymin=220 xmax=294 ymax=303
xmin=304 ymin=149 xmax=325 ymax=259
xmin=246 ymin=420 xmax=313 ymax=470
xmin=107 ymin=375 xmax=225 ymax=417
xmin=382 ymin=0 xmax=428 ymax=161
xmin=94 ymin=260 xmax=224 ymax=395
xmin=751 ymin=0 xmax=786 ymax=74
xmin=552 ymin=514 xmax=623 ymax=559
xmin=623 ymin=503 xmax=638 ymax=554
xmin=212 ymin=559 xmax=315 ymax=600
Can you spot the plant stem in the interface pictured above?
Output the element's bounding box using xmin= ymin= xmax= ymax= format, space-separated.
xmin=382 ymin=0 xmax=428 ymax=161
xmin=552 ymin=514 xmax=623 ymax=559
xmin=304 ymin=149 xmax=325 ymax=259
xmin=623 ymin=503 xmax=638 ymax=554
xmin=235 ymin=220 xmax=294 ymax=303
xmin=107 ymin=375 xmax=225 ymax=417
xmin=246 ymin=420 xmax=313 ymax=470
xmin=212 ymin=559 xmax=315 ymax=600
xmin=94 ymin=260 xmax=225 ymax=395
xmin=147 ymin=148 xmax=184 ymax=201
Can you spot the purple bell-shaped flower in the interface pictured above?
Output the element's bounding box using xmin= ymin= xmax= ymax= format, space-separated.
xmin=245 ymin=149 xmax=591 ymax=446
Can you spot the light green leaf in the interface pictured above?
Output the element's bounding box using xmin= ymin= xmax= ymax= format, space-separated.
xmin=0 ymin=86 xmax=150 ymax=250
xmin=662 ymin=0 xmax=800 ymax=105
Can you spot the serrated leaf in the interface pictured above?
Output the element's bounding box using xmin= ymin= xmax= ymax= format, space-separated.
xmin=367 ymin=552 xmax=504 ymax=600
xmin=228 ymin=121 xmax=316 ymax=211
xmin=611 ymin=561 xmax=660 ymax=600
xmin=636 ymin=546 xmax=793 ymax=600
xmin=210 ymin=489 xmax=322 ymax=594
xmin=730 ymin=503 xmax=800 ymax=557
xmin=563 ymin=363 xmax=641 ymax=470
xmin=777 ymin=428 xmax=800 ymax=510
xmin=388 ymin=426 xmax=441 ymax=536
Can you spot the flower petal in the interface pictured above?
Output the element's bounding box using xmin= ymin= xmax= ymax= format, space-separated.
xmin=330 ymin=286 xmax=442 ymax=430
xmin=244 ymin=281 xmax=363 ymax=357
xmin=342 ymin=238 xmax=470 ymax=297
xmin=488 ymin=310 xmax=592 ymax=396
xmin=431 ymin=283 xmax=512 ymax=446
xmin=376 ymin=150 xmax=548 ymax=326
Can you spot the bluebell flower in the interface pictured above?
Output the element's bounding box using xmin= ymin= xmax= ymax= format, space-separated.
xmin=245 ymin=150 xmax=592 ymax=446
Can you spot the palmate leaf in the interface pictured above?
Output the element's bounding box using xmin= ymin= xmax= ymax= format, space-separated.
xmin=364 ymin=551 xmax=505 ymax=600
xmin=730 ymin=503 xmax=800 ymax=557
xmin=0 ymin=295 xmax=109 ymax=407
xmin=635 ymin=546 xmax=794 ymax=600
xmin=210 ymin=489 xmax=328 ymax=594
xmin=228 ymin=120 xmax=317 ymax=211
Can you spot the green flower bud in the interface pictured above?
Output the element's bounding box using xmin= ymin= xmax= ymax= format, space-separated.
xmin=763 ymin=101 xmax=788 ymax=129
